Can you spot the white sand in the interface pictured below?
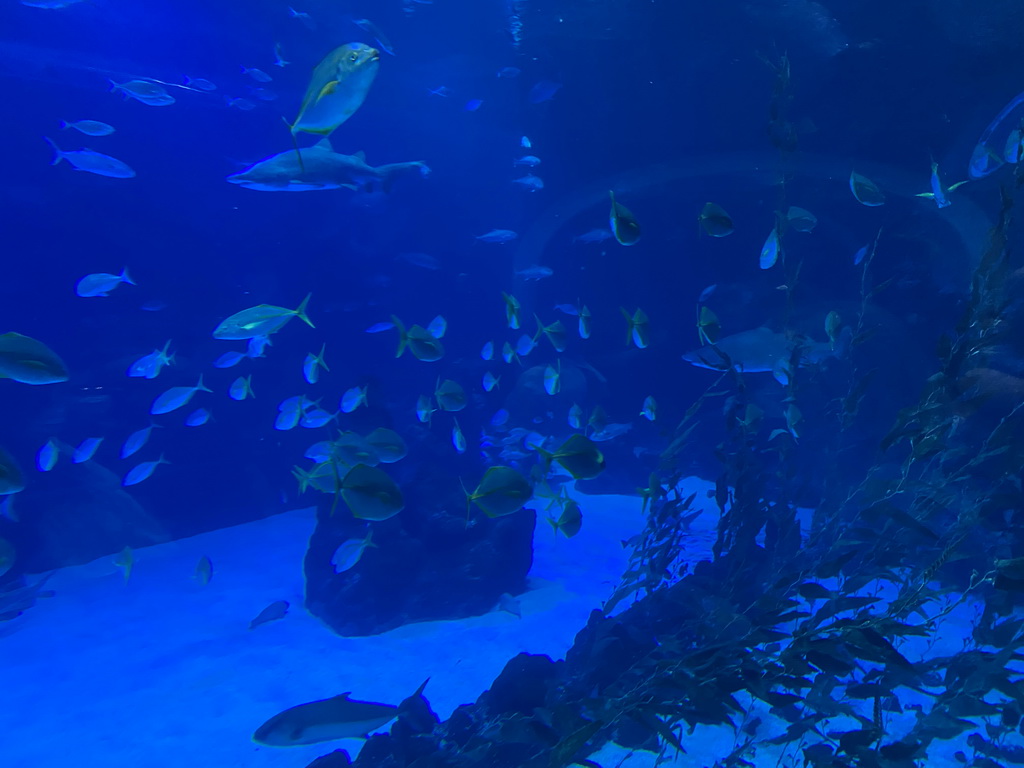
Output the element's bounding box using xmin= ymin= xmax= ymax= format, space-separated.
xmin=2 ymin=484 xmax=715 ymax=768
xmin=6 ymin=478 xmax=982 ymax=768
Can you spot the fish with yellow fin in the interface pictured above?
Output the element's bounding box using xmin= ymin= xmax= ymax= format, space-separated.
xmin=290 ymin=43 xmax=379 ymax=136
xmin=287 ymin=43 xmax=380 ymax=167
xmin=608 ymin=191 xmax=641 ymax=245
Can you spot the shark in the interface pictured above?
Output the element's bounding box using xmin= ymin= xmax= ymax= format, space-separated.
xmin=681 ymin=326 xmax=850 ymax=385
xmin=227 ymin=139 xmax=429 ymax=193
xmin=253 ymin=692 xmax=400 ymax=746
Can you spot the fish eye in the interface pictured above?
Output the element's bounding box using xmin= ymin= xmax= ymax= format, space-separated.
xmin=350 ymin=54 xmax=358 ymax=62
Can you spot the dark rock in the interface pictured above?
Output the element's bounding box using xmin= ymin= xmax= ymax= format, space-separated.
xmin=303 ymin=452 xmax=534 ymax=636
xmin=305 ymin=749 xmax=351 ymax=768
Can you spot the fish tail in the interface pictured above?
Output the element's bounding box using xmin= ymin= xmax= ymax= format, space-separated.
xmin=59 ymin=120 xmax=69 ymax=130
xmin=532 ymin=313 xmax=545 ymax=343
xmin=196 ymin=374 xmax=212 ymax=393
xmin=619 ymin=307 xmax=634 ymax=346
xmin=294 ymin=293 xmax=314 ymax=328
xmin=121 ymin=266 xmax=136 ymax=285
xmin=391 ymin=315 xmax=408 ymax=358
xmin=536 ymin=446 xmax=554 ymax=474
xmin=459 ymin=477 xmax=473 ymax=527
xmin=43 ymin=137 xmax=63 ymax=166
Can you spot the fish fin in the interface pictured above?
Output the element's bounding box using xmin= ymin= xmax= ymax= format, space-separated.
xmin=294 ymin=293 xmax=315 ymax=328
xmin=282 ymin=115 xmax=306 ymax=173
xmin=317 ymin=80 xmax=339 ymax=100
xmin=313 ymin=137 xmax=333 ymax=152
xmin=619 ymin=307 xmax=633 ymax=346
xmin=390 ymin=315 xmax=407 ymax=357
xmin=43 ymin=137 xmax=63 ymax=166
xmin=914 ymin=192 xmax=935 ymax=199
xmin=121 ymin=266 xmax=136 ymax=286
xmin=460 ymin=476 xmax=473 ymax=527
xmin=536 ymin=446 xmax=554 ymax=475
xmin=353 ymin=150 xmax=366 ymax=162
xmin=772 ymin=361 xmax=791 ymax=387
xmin=411 ymin=678 xmax=430 ymax=698
xmin=948 ymin=180 xmax=970 ymax=192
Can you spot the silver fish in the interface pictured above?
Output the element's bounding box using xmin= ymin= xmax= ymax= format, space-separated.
xmin=44 ymin=138 xmax=134 ymax=178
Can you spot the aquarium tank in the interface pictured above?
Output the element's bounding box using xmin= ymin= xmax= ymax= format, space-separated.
xmin=3 ymin=0 xmax=1024 ymax=766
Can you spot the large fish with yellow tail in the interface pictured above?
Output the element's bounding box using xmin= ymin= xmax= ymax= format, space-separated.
xmin=287 ymin=43 xmax=380 ymax=167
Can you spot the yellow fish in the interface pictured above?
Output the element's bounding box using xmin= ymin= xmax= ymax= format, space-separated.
xmin=290 ymin=43 xmax=380 ymax=139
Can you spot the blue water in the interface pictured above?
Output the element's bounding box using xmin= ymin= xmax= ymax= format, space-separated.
xmin=5 ymin=1 xmax=1024 ymax=766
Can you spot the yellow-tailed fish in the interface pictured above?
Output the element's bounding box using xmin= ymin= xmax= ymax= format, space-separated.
xmin=340 ymin=464 xmax=404 ymax=521
xmin=547 ymin=498 xmax=582 ymax=538
xmin=533 ymin=314 xmax=568 ymax=352
xmin=608 ymin=191 xmax=641 ymax=245
xmin=698 ymin=202 xmax=734 ymax=237
xmin=620 ymin=307 xmax=650 ymax=349
xmin=364 ymin=428 xmax=407 ymax=463
xmin=538 ymin=434 xmax=605 ymax=480
xmin=465 ymin=466 xmax=532 ymax=518
xmin=392 ymin=316 xmax=444 ymax=362
xmin=288 ymin=43 xmax=380 ymax=166
xmin=915 ymin=161 xmax=968 ymax=209
xmin=214 ymin=294 xmax=314 ymax=340
xmin=849 ymin=170 xmax=885 ymax=207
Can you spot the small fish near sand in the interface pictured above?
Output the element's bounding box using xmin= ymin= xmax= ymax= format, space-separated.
xmin=249 ymin=599 xmax=289 ymax=630
xmin=193 ymin=555 xmax=213 ymax=585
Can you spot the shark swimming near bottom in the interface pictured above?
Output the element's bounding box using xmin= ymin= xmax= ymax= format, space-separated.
xmin=227 ymin=139 xmax=430 ymax=192
xmin=253 ymin=692 xmax=399 ymax=746
xmin=681 ymin=326 xmax=850 ymax=385
xmin=252 ymin=679 xmax=433 ymax=747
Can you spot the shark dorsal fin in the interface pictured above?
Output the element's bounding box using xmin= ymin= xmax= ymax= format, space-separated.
xmin=314 ymin=137 xmax=334 ymax=152
xmin=353 ymin=150 xmax=366 ymax=162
